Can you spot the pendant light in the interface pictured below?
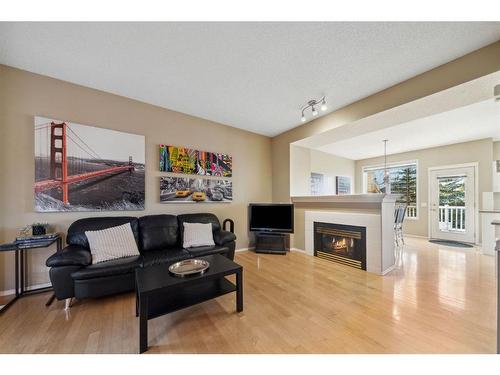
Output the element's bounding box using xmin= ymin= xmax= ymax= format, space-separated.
xmin=383 ymin=139 xmax=391 ymax=194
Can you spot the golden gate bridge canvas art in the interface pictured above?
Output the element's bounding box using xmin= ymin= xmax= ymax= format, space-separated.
xmin=34 ymin=117 xmax=145 ymax=212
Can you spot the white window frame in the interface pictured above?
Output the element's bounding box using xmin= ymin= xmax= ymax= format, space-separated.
xmin=362 ymin=159 xmax=419 ymax=220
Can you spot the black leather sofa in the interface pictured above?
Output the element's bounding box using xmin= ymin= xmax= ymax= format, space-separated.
xmin=46 ymin=213 xmax=236 ymax=301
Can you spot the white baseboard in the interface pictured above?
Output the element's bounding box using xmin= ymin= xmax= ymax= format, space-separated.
xmin=235 ymin=247 xmax=254 ymax=253
xmin=0 ymin=282 xmax=52 ymax=297
xmin=237 ymin=247 xmax=306 ymax=254
xmin=404 ymin=234 xmax=428 ymax=239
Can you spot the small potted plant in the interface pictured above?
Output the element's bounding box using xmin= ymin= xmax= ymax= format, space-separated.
xmin=32 ymin=222 xmax=49 ymax=236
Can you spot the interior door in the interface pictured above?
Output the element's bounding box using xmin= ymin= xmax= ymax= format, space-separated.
xmin=429 ymin=166 xmax=475 ymax=243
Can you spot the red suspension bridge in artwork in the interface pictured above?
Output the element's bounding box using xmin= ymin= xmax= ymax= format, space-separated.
xmin=34 ymin=122 xmax=134 ymax=205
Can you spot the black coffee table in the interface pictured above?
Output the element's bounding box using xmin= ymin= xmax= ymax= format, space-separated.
xmin=135 ymin=254 xmax=243 ymax=353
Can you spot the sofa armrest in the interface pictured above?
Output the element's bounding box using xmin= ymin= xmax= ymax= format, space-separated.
xmin=222 ymin=218 xmax=234 ymax=233
xmin=213 ymin=230 xmax=236 ymax=246
xmin=46 ymin=245 xmax=92 ymax=267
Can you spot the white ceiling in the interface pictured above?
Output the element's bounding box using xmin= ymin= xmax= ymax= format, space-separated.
xmin=0 ymin=22 xmax=499 ymax=137
xmin=316 ymin=99 xmax=500 ymax=160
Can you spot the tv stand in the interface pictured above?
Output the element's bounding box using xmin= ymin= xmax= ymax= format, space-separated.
xmin=255 ymin=232 xmax=288 ymax=255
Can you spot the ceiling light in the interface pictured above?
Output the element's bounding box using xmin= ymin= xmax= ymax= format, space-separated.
xmin=321 ymin=98 xmax=327 ymax=111
xmin=300 ymin=96 xmax=327 ymax=122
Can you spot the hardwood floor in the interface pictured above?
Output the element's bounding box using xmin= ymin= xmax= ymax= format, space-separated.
xmin=0 ymin=237 xmax=496 ymax=353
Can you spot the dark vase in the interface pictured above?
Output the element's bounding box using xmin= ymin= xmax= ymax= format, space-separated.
xmin=32 ymin=225 xmax=46 ymax=236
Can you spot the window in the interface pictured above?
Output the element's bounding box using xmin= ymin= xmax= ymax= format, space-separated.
xmin=363 ymin=162 xmax=418 ymax=218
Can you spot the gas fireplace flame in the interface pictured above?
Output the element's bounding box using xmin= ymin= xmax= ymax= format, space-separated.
xmin=332 ymin=238 xmax=348 ymax=250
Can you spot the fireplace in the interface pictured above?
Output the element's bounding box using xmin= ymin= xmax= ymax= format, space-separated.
xmin=313 ymin=222 xmax=366 ymax=270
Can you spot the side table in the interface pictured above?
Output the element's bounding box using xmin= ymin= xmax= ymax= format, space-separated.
xmin=0 ymin=234 xmax=62 ymax=313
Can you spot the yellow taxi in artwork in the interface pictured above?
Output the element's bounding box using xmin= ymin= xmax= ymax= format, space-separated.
xmin=175 ymin=189 xmax=192 ymax=198
xmin=192 ymin=192 xmax=206 ymax=202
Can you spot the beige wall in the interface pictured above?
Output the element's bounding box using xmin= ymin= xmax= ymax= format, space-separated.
xmin=0 ymin=65 xmax=272 ymax=292
xmin=355 ymin=139 xmax=494 ymax=239
xmin=272 ymin=41 xmax=500 ymax=250
xmin=290 ymin=146 xmax=355 ymax=196
xmin=289 ymin=145 xmax=311 ymax=197
xmin=494 ymin=141 xmax=500 ymax=160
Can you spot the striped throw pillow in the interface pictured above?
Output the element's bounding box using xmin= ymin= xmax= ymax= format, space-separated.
xmin=85 ymin=222 xmax=140 ymax=264
xmin=182 ymin=222 xmax=215 ymax=248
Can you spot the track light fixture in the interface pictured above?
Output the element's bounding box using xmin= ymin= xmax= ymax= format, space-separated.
xmin=301 ymin=96 xmax=327 ymax=122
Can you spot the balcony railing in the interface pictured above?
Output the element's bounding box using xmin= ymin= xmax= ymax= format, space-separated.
xmin=407 ymin=205 xmax=417 ymax=218
xmin=405 ymin=205 xmax=465 ymax=231
xmin=438 ymin=205 xmax=465 ymax=231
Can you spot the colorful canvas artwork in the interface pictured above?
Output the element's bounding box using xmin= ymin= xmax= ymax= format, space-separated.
xmin=159 ymin=145 xmax=232 ymax=177
xmin=160 ymin=176 xmax=232 ymax=203
xmin=34 ymin=116 xmax=145 ymax=212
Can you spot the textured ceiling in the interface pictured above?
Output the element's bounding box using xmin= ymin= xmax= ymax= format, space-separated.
xmin=1 ymin=22 xmax=499 ymax=136
xmin=317 ymin=99 xmax=500 ymax=160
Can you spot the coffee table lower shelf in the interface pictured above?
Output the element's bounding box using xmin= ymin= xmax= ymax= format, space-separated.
xmin=146 ymin=278 xmax=237 ymax=319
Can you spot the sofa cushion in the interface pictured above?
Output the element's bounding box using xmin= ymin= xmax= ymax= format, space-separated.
xmin=71 ymin=255 xmax=142 ymax=280
xmin=141 ymin=248 xmax=192 ymax=267
xmin=74 ymin=273 xmax=135 ymax=299
xmin=138 ymin=214 xmax=179 ymax=252
xmin=177 ymin=213 xmax=221 ymax=238
xmin=186 ymin=245 xmax=229 ymax=258
xmin=182 ymin=222 xmax=215 ymax=248
xmin=67 ymin=217 xmax=139 ymax=249
xmin=85 ymin=223 xmax=140 ymax=264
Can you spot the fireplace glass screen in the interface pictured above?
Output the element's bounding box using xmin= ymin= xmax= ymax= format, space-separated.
xmin=314 ymin=222 xmax=366 ymax=270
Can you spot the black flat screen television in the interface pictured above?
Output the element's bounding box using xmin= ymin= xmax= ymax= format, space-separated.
xmin=249 ymin=203 xmax=294 ymax=233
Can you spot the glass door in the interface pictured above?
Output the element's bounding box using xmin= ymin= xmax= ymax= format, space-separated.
xmin=430 ymin=166 xmax=475 ymax=243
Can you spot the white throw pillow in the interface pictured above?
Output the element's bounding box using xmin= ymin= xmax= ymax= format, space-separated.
xmin=85 ymin=222 xmax=140 ymax=264
xmin=182 ymin=222 xmax=215 ymax=248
